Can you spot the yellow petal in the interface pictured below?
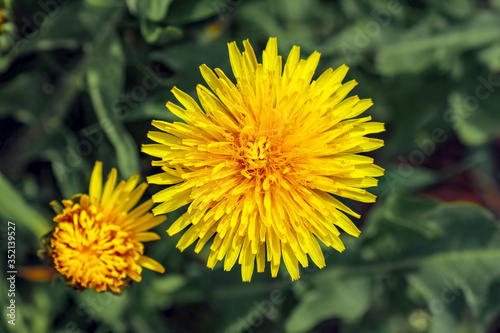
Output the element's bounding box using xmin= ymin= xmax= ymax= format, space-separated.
xmin=133 ymin=232 xmax=161 ymax=242
xmin=101 ymin=168 xmax=117 ymax=206
xmin=140 ymin=37 xmax=385 ymax=283
xmin=89 ymin=161 xmax=103 ymax=205
xmin=129 ymin=215 xmax=166 ymax=233
xmin=137 ymin=256 xmax=165 ymax=273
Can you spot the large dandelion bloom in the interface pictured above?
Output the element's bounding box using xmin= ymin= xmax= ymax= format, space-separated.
xmin=143 ymin=38 xmax=384 ymax=281
xmin=47 ymin=162 xmax=166 ymax=292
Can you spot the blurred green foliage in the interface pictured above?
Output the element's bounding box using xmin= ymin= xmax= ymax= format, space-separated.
xmin=1 ymin=0 xmax=500 ymax=332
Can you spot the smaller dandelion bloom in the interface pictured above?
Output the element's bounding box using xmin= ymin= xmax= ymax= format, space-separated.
xmin=143 ymin=38 xmax=384 ymax=282
xmin=46 ymin=162 xmax=166 ymax=292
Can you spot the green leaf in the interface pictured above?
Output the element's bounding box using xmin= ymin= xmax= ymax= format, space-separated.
xmin=142 ymin=0 xmax=174 ymax=22
xmin=339 ymin=0 xmax=365 ymax=19
xmin=0 ymin=0 xmax=121 ymax=74
xmin=126 ymin=0 xmax=173 ymax=21
xmin=377 ymin=167 xmax=441 ymax=195
xmin=125 ymin=0 xmax=139 ymax=15
xmin=477 ymin=42 xmax=500 ymax=71
xmin=286 ymin=195 xmax=500 ymax=332
xmin=361 ymin=194 xmax=441 ymax=251
xmin=128 ymin=0 xmax=181 ymax=44
xmin=481 ymin=281 xmax=500 ymax=332
xmin=286 ymin=274 xmax=372 ymax=333
xmin=75 ymin=291 xmax=129 ymax=333
xmin=0 ymin=71 xmax=50 ymax=122
xmin=139 ymin=20 xmax=182 ymax=44
xmin=87 ymin=34 xmax=140 ymax=179
xmin=25 ymin=288 xmax=53 ymax=333
xmin=150 ymin=39 xmax=229 ymax=92
xmin=363 ymin=196 xmax=500 ymax=332
xmin=449 ymin=88 xmax=500 ymax=146
xmin=404 ymin=203 xmax=500 ymax=332
xmin=429 ymin=0 xmax=478 ymax=19
xmin=38 ymin=127 xmax=89 ymax=198
xmin=152 ymin=274 xmax=186 ymax=294
xmin=376 ymin=13 xmax=500 ymax=75
xmin=125 ymin=90 xmax=181 ymax=123
xmin=0 ymin=172 xmax=50 ymax=236
xmin=235 ymin=1 xmax=321 ymax=55
xmin=164 ymin=0 xmax=220 ymax=24
xmin=0 ymin=1 xmax=125 ymax=174
xmin=140 ymin=274 xmax=187 ymax=309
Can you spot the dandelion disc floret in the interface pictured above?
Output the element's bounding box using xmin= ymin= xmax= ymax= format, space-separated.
xmin=143 ymin=37 xmax=385 ymax=282
xmin=48 ymin=162 xmax=166 ymax=292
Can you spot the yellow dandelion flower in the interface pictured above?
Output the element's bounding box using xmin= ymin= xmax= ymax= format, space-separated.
xmin=143 ymin=37 xmax=384 ymax=282
xmin=47 ymin=162 xmax=166 ymax=292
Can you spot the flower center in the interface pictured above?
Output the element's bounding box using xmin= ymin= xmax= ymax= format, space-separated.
xmin=243 ymin=136 xmax=271 ymax=169
xmin=50 ymin=196 xmax=143 ymax=292
xmin=234 ymin=130 xmax=294 ymax=185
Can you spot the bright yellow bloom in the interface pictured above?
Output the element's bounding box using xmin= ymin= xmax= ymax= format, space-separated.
xmin=143 ymin=37 xmax=384 ymax=282
xmin=48 ymin=162 xmax=166 ymax=292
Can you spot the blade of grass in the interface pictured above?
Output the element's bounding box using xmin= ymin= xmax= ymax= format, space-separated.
xmin=0 ymin=172 xmax=50 ymax=236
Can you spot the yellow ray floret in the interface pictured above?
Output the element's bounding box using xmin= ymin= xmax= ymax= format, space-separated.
xmin=142 ymin=37 xmax=384 ymax=282
xmin=48 ymin=162 xmax=166 ymax=292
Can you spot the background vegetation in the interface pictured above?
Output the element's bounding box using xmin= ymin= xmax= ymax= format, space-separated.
xmin=1 ymin=0 xmax=500 ymax=332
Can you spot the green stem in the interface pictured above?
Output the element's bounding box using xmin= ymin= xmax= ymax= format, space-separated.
xmin=0 ymin=172 xmax=50 ymax=236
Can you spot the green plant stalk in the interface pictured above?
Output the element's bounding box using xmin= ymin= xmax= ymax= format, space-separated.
xmin=0 ymin=172 xmax=50 ymax=236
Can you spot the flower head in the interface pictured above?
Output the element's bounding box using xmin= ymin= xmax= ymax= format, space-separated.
xmin=143 ymin=38 xmax=384 ymax=281
xmin=47 ymin=162 xmax=166 ymax=292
